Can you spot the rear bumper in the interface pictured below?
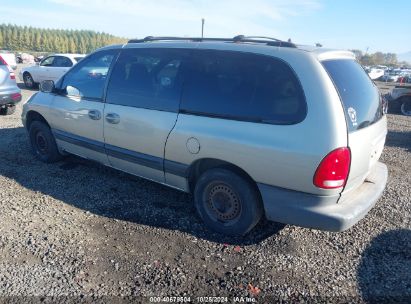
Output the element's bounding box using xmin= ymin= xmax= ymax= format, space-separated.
xmin=0 ymin=91 xmax=22 ymax=106
xmin=258 ymin=162 xmax=388 ymax=232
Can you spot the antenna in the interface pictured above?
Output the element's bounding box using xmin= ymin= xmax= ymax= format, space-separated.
xmin=201 ymin=18 xmax=205 ymax=39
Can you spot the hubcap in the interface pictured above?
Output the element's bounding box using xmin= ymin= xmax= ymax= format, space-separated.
xmin=401 ymin=101 xmax=411 ymax=116
xmin=206 ymin=183 xmax=241 ymax=222
xmin=25 ymin=75 xmax=33 ymax=86
xmin=35 ymin=132 xmax=48 ymax=155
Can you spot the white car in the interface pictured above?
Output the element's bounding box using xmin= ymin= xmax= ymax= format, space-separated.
xmin=19 ymin=54 xmax=85 ymax=89
xmin=367 ymin=68 xmax=385 ymax=80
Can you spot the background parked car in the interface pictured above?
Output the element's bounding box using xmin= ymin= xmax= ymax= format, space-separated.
xmin=34 ymin=55 xmax=44 ymax=63
xmin=0 ymin=51 xmax=17 ymax=70
xmin=367 ymin=67 xmax=385 ymax=80
xmin=0 ymin=55 xmax=22 ymax=115
xmin=380 ymin=70 xmax=401 ymax=82
xmin=386 ymin=85 xmax=411 ymax=116
xmin=16 ymin=53 xmax=36 ymax=64
xmin=19 ymin=53 xmax=86 ymax=89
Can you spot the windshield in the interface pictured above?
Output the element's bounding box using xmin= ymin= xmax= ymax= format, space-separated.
xmin=322 ymin=59 xmax=383 ymax=132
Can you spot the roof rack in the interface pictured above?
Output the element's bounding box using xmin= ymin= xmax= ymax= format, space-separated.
xmin=127 ymin=35 xmax=296 ymax=48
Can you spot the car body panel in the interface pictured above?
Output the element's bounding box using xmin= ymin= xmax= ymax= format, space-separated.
xmin=103 ymin=104 xmax=178 ymax=183
xmin=0 ymin=65 xmax=19 ymax=93
xmin=165 ymin=47 xmax=348 ymax=196
xmin=0 ymin=52 xmax=17 ymax=70
xmin=47 ymin=94 xmax=108 ymax=165
xmin=343 ymin=116 xmax=387 ymax=193
xmin=0 ymin=65 xmax=21 ymax=105
xmin=260 ymin=162 xmax=387 ymax=231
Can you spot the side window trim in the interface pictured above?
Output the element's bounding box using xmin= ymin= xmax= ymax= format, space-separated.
xmin=102 ymin=49 xmax=122 ymax=103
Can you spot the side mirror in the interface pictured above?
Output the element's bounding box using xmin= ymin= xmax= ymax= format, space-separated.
xmin=40 ymin=80 xmax=55 ymax=93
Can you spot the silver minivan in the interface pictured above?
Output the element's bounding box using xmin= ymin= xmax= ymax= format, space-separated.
xmin=22 ymin=36 xmax=388 ymax=236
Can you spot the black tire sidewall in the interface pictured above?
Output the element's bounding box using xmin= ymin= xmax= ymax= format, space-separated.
xmin=29 ymin=121 xmax=61 ymax=163
xmin=400 ymin=99 xmax=411 ymax=116
xmin=194 ymin=168 xmax=263 ymax=236
xmin=6 ymin=105 xmax=16 ymax=115
xmin=0 ymin=105 xmax=15 ymax=115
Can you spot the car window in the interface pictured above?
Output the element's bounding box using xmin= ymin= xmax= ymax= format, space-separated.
xmin=180 ymin=50 xmax=307 ymax=124
xmin=106 ymin=48 xmax=188 ymax=112
xmin=322 ymin=59 xmax=382 ymax=132
xmin=74 ymin=57 xmax=84 ymax=62
xmin=53 ymin=56 xmax=73 ymax=68
xmin=40 ymin=56 xmax=55 ymax=67
xmin=61 ymin=49 xmax=119 ymax=101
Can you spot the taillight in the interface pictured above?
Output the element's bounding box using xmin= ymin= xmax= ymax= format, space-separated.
xmin=10 ymin=72 xmax=16 ymax=80
xmin=0 ymin=55 xmax=6 ymax=65
xmin=313 ymin=147 xmax=351 ymax=189
xmin=11 ymin=93 xmax=21 ymax=101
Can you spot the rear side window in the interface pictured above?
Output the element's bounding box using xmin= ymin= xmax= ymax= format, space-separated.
xmin=322 ymin=59 xmax=382 ymax=132
xmin=53 ymin=56 xmax=73 ymax=67
xmin=180 ymin=50 xmax=306 ymax=124
xmin=106 ymin=48 xmax=188 ymax=112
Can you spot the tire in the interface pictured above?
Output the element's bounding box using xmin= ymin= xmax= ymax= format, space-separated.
xmin=194 ymin=168 xmax=263 ymax=236
xmin=400 ymin=98 xmax=411 ymax=116
xmin=23 ymin=73 xmax=37 ymax=89
xmin=29 ymin=121 xmax=62 ymax=163
xmin=0 ymin=105 xmax=16 ymax=115
xmin=388 ymin=98 xmax=402 ymax=114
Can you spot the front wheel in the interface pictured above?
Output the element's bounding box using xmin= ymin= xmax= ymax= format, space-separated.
xmin=29 ymin=121 xmax=62 ymax=163
xmin=400 ymin=98 xmax=411 ymax=116
xmin=194 ymin=168 xmax=263 ymax=236
xmin=23 ymin=73 xmax=36 ymax=89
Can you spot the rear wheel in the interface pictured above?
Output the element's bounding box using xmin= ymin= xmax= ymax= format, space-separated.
xmin=194 ymin=168 xmax=263 ymax=236
xmin=400 ymin=98 xmax=411 ymax=116
xmin=0 ymin=105 xmax=16 ymax=115
xmin=29 ymin=121 xmax=62 ymax=163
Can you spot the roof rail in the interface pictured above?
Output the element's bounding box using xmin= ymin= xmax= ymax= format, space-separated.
xmin=127 ymin=35 xmax=297 ymax=48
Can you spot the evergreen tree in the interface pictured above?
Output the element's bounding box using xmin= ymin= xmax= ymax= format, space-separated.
xmin=0 ymin=23 xmax=127 ymax=53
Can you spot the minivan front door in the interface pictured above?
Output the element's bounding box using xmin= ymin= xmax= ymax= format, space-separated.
xmin=48 ymin=49 xmax=119 ymax=165
xmin=103 ymin=48 xmax=188 ymax=183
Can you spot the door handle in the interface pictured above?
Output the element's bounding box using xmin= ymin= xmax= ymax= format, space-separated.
xmin=88 ymin=109 xmax=101 ymax=120
xmin=105 ymin=113 xmax=120 ymax=124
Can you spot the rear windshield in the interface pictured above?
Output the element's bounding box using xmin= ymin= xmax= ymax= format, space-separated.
xmin=322 ymin=59 xmax=383 ymax=132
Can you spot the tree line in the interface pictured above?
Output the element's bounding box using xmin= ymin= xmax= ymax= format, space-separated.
xmin=351 ymin=49 xmax=405 ymax=67
xmin=0 ymin=24 xmax=127 ymax=54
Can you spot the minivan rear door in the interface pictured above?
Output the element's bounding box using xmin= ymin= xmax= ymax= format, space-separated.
xmin=103 ymin=48 xmax=188 ymax=183
xmin=322 ymin=59 xmax=387 ymax=193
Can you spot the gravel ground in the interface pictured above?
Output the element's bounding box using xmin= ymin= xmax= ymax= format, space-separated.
xmin=0 ymin=72 xmax=410 ymax=303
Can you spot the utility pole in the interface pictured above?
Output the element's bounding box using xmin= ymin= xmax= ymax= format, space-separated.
xmin=201 ymin=18 xmax=205 ymax=39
